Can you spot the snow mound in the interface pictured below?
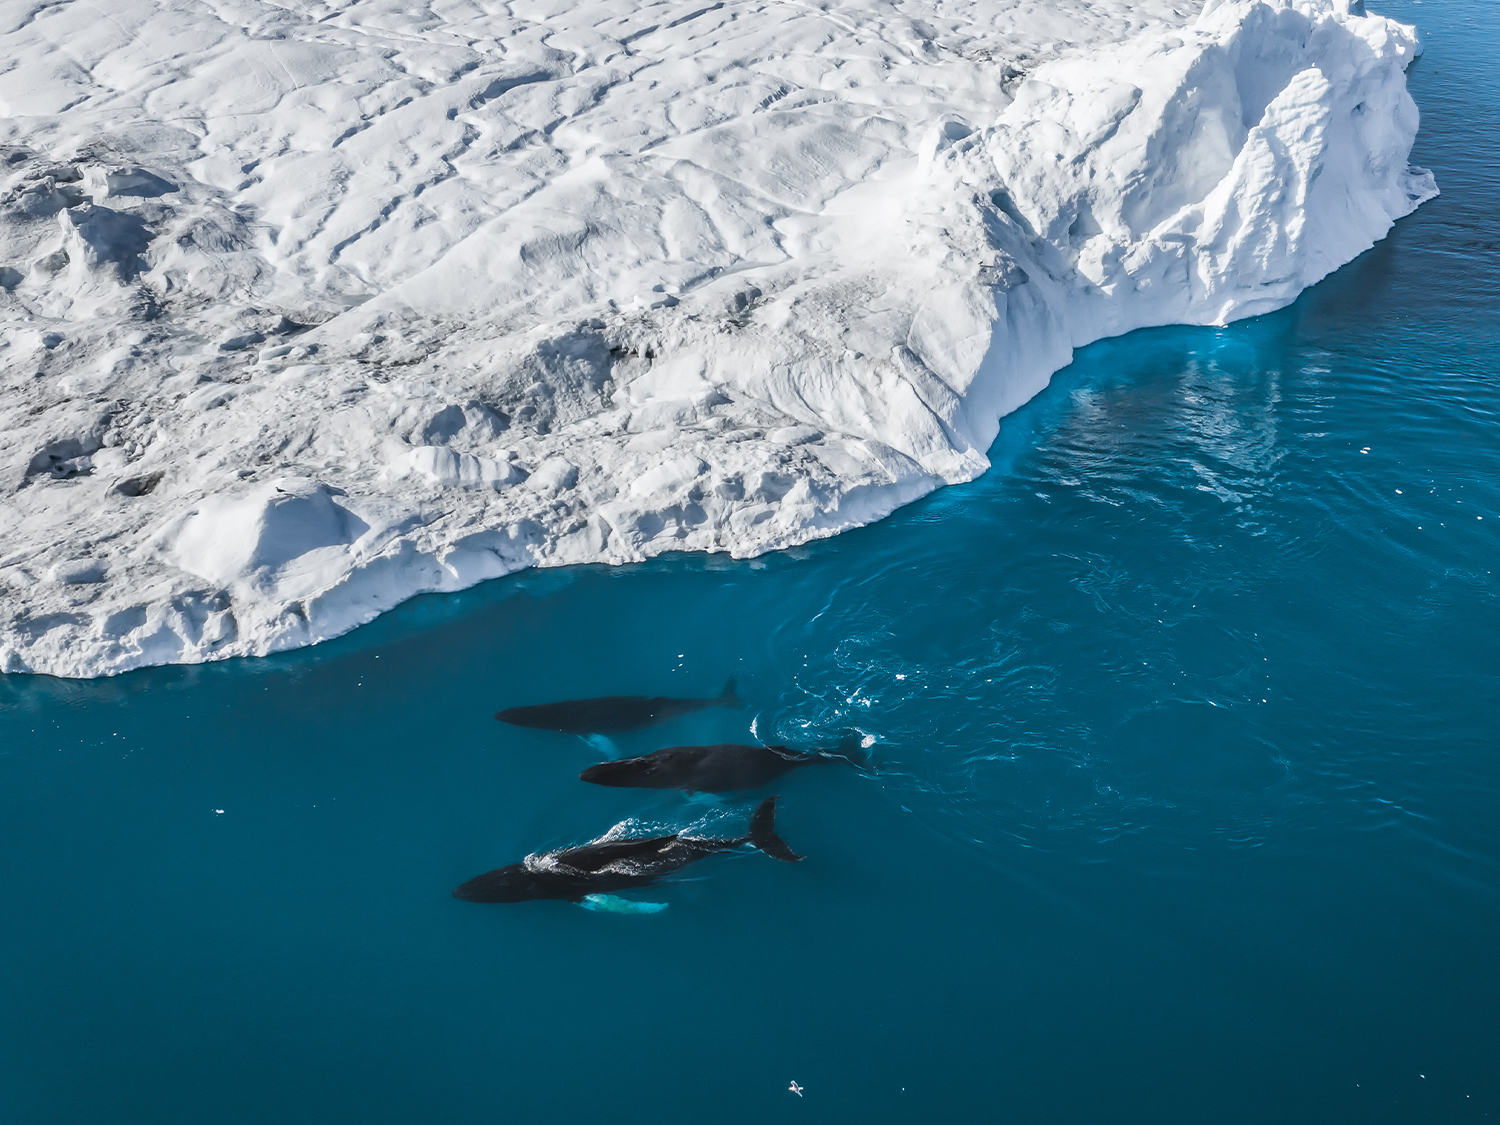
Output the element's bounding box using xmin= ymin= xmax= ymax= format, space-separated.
xmin=382 ymin=447 xmax=526 ymax=491
xmin=0 ymin=0 xmax=1435 ymax=677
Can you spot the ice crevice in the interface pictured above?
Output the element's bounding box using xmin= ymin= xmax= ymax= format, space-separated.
xmin=0 ymin=0 xmax=1436 ymax=677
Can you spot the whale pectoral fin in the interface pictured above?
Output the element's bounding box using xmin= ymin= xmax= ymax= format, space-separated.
xmin=580 ymin=894 xmax=668 ymax=914
xmin=583 ymin=734 xmax=621 ymax=758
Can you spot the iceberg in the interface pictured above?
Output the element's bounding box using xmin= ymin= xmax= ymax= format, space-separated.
xmin=0 ymin=0 xmax=1435 ymax=677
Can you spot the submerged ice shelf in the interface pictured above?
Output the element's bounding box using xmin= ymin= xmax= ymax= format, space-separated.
xmin=0 ymin=0 xmax=1435 ymax=678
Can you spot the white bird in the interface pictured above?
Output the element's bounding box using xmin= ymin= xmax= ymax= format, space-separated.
xmin=789 ymin=1081 xmax=803 ymax=1097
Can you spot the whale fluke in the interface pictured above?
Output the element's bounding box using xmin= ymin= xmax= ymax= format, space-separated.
xmin=748 ymin=796 xmax=803 ymax=863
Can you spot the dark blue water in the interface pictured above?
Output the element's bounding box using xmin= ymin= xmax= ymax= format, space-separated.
xmin=4 ymin=3 xmax=1497 ymax=1121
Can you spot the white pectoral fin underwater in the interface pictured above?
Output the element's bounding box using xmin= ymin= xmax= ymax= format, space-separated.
xmin=580 ymin=895 xmax=669 ymax=914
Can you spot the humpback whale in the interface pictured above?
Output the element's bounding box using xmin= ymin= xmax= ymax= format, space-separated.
xmin=579 ymin=734 xmax=865 ymax=793
xmin=495 ymin=678 xmax=741 ymax=734
xmin=451 ymin=796 xmax=801 ymax=904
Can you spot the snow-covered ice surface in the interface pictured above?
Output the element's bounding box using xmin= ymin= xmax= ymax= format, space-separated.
xmin=0 ymin=0 xmax=1436 ymax=677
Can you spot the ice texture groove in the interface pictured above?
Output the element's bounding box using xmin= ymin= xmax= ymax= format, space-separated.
xmin=0 ymin=0 xmax=1434 ymax=677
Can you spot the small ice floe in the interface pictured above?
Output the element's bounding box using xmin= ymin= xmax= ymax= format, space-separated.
xmin=214 ymin=809 xmax=225 ymax=815
xmin=789 ymin=1081 xmax=804 ymax=1097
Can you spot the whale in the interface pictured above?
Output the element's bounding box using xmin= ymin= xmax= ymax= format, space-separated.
xmin=495 ymin=678 xmax=741 ymax=734
xmin=579 ymin=734 xmax=865 ymax=793
xmin=451 ymin=796 xmax=801 ymax=904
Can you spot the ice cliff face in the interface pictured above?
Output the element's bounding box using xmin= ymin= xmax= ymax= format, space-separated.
xmin=0 ymin=0 xmax=1435 ymax=677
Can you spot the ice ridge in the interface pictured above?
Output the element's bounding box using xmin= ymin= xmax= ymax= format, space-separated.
xmin=0 ymin=0 xmax=1435 ymax=677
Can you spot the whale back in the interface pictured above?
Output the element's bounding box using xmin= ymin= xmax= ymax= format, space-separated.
xmin=555 ymin=834 xmax=681 ymax=873
xmin=495 ymin=679 xmax=742 ymax=734
xmin=581 ymin=743 xmax=814 ymax=792
xmin=495 ymin=695 xmax=668 ymax=733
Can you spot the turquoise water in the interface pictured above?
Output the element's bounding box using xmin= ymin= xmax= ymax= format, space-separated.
xmin=4 ymin=2 xmax=1497 ymax=1120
